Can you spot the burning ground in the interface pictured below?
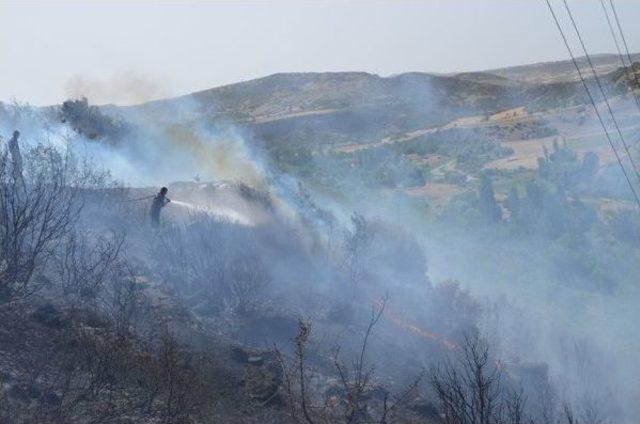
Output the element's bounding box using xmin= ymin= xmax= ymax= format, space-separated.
xmin=1 ymin=54 xmax=640 ymax=423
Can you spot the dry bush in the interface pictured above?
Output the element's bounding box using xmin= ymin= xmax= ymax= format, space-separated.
xmin=561 ymin=397 xmax=607 ymax=424
xmin=430 ymin=332 xmax=529 ymax=424
xmin=151 ymin=215 xmax=269 ymax=314
xmin=54 ymin=230 xmax=125 ymax=306
xmin=342 ymin=213 xmax=377 ymax=290
xmin=0 ymin=281 xmax=206 ymax=423
xmin=153 ymin=326 xmax=205 ymax=423
xmin=276 ymin=299 xmax=423 ymax=424
xmin=227 ymin=254 xmax=269 ymax=314
xmin=0 ymin=136 xmax=214 ymax=423
xmin=0 ymin=138 xmax=115 ymax=305
xmin=341 ymin=213 xmax=430 ymax=300
xmin=0 ymin=145 xmax=84 ymax=303
xmin=100 ymin=263 xmax=147 ymax=338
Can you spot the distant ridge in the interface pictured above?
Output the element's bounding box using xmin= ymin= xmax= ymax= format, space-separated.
xmin=485 ymin=53 xmax=640 ymax=83
xmin=115 ymin=53 xmax=639 ymax=112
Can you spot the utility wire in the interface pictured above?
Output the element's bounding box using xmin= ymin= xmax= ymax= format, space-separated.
xmin=600 ymin=0 xmax=624 ymax=65
xmin=543 ymin=0 xmax=640 ymax=208
xmin=599 ymin=0 xmax=640 ymax=113
xmin=562 ymin=0 xmax=640 ymax=186
xmin=608 ymin=0 xmax=640 ymax=94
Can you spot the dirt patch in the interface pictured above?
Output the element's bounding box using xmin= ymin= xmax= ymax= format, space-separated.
xmin=483 ymin=125 xmax=633 ymax=171
xmin=485 ymin=138 xmax=556 ymax=170
xmin=489 ymin=106 xmax=528 ymax=122
xmin=405 ymin=182 xmax=466 ymax=209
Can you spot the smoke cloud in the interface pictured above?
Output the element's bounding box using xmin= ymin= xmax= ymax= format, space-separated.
xmin=64 ymin=71 xmax=172 ymax=106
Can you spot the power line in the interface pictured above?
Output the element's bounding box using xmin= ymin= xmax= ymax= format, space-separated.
xmin=543 ymin=0 xmax=640 ymax=209
xmin=600 ymin=0 xmax=624 ymax=65
xmin=599 ymin=0 xmax=640 ymax=113
xmin=609 ymin=0 xmax=640 ymax=100
xmin=562 ymin=0 xmax=640 ymax=185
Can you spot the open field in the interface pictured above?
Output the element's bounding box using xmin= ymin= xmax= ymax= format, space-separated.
xmin=485 ymin=124 xmax=640 ymax=170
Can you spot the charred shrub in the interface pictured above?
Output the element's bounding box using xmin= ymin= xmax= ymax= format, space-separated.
xmin=60 ymin=98 xmax=127 ymax=142
xmin=150 ymin=214 xmax=269 ymax=315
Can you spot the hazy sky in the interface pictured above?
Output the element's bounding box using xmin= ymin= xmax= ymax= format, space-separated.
xmin=1 ymin=0 xmax=639 ymax=106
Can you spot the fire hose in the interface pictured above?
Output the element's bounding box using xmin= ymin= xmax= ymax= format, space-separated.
xmin=118 ymin=194 xmax=155 ymax=203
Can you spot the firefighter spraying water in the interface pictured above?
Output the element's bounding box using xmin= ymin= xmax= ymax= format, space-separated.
xmin=150 ymin=186 xmax=171 ymax=226
xmin=133 ymin=186 xmax=255 ymax=227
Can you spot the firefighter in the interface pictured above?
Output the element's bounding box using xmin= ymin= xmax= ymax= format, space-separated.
xmin=7 ymin=130 xmax=23 ymax=185
xmin=150 ymin=187 xmax=171 ymax=226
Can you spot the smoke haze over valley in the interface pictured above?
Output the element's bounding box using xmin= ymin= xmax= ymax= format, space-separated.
xmin=2 ymin=2 xmax=640 ymax=423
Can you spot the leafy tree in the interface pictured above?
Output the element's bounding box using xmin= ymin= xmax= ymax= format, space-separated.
xmin=478 ymin=173 xmax=502 ymax=224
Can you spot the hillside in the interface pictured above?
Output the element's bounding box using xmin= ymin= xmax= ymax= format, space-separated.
xmin=121 ymin=54 xmax=638 ymax=121
xmin=123 ymin=71 xmax=513 ymax=129
xmin=102 ymin=56 xmax=634 ymax=157
xmin=2 ymin=54 xmax=640 ymax=423
xmin=487 ymin=52 xmax=640 ymax=83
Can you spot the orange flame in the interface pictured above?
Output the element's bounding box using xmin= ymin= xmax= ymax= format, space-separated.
xmin=381 ymin=305 xmax=457 ymax=350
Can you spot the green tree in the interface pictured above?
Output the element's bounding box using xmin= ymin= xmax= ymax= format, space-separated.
xmin=479 ymin=173 xmax=502 ymax=224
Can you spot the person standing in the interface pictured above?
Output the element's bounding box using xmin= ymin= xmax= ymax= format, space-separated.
xmin=150 ymin=186 xmax=171 ymax=226
xmin=8 ymin=130 xmax=23 ymax=186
